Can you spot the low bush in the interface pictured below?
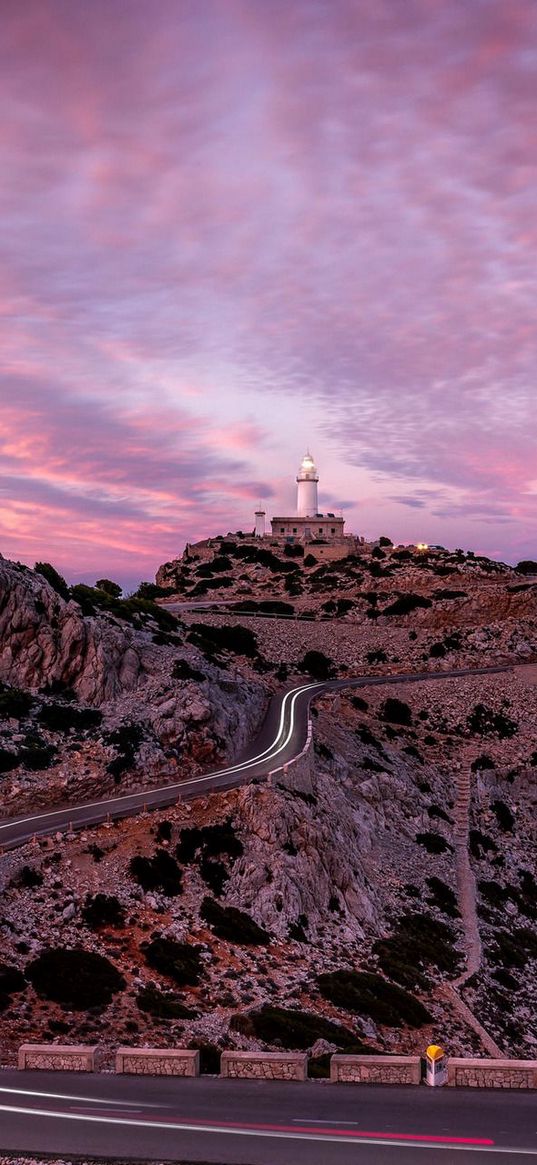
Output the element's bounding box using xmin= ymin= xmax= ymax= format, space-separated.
xmin=0 ymin=685 xmax=34 ymax=719
xmin=491 ymin=800 xmax=514 ymax=832
xmin=38 ymin=702 xmax=102 ymax=733
xmin=416 ymin=832 xmax=452 ymax=854
xmin=136 ymin=985 xmax=198 ymax=1019
xmin=0 ymin=748 xmax=19 ymax=773
xmin=142 ymin=936 xmax=204 ymax=986
xmin=374 ymin=911 xmax=460 ymax=984
xmin=425 ymin=876 xmax=459 ymax=918
xmin=298 ymin=650 xmax=335 ymax=680
xmin=317 ymin=970 xmax=431 ymax=1027
xmin=199 ymin=854 xmax=228 ymax=897
xmin=129 ymin=850 xmax=183 ymax=897
xmin=81 ymin=894 xmax=126 ymax=929
xmin=34 ymin=562 xmax=70 ymax=600
xmin=172 ymin=658 xmax=205 ymax=682
xmin=105 ymin=721 xmax=146 ymax=781
xmin=380 ymin=698 xmax=412 ymax=726
xmin=367 ymin=649 xmax=387 ymax=664
xmin=234 ymin=1005 xmax=358 ymax=1050
xmin=26 ymin=948 xmax=125 ymax=1010
xmin=467 ymin=704 xmax=518 ymax=739
xmin=382 ymin=594 xmax=432 ymax=616
xmin=176 ymin=819 xmax=243 ymax=863
xmin=469 ymin=830 xmax=497 ymax=859
xmin=200 ymin=897 xmax=270 ymax=945
xmin=187 ymin=623 xmax=259 ymax=658
xmin=0 ymin=964 xmax=27 ymax=1012
xmin=12 ymin=865 xmax=43 ymax=889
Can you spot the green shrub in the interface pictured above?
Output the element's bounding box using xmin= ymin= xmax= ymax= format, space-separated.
xmin=374 ymin=912 xmax=460 ymax=983
xmin=416 ymin=831 xmax=451 ymax=854
xmin=95 ymin=578 xmax=122 ymax=598
xmin=105 ymin=721 xmax=146 ymax=781
xmin=20 ymin=739 xmax=57 ymax=770
xmin=199 ymin=857 xmax=229 ymax=897
xmin=13 ymin=865 xmax=43 ymax=889
xmin=142 ymin=936 xmax=204 ymax=986
xmin=0 ymin=748 xmax=19 ymax=773
xmin=0 ymin=685 xmax=33 ymax=719
xmin=0 ymin=963 xmax=27 ymax=1012
xmin=136 ymin=986 xmax=198 ymax=1019
xmin=298 ymin=650 xmax=335 ymax=680
xmin=380 ymin=698 xmax=412 ymax=726
xmin=130 ymin=850 xmax=183 ymax=897
xmin=200 ymin=897 xmax=270 ymax=945
xmin=236 ymin=1005 xmax=358 ymax=1050
xmin=187 ymin=623 xmax=258 ymax=658
xmin=367 ymin=649 xmax=387 ymax=664
xmin=382 ymin=594 xmax=432 ymax=616
xmin=176 ymin=820 xmax=243 ymax=863
xmin=469 ymin=830 xmax=497 ymax=859
xmin=172 ymin=658 xmax=205 ymax=682
xmin=467 ymin=703 xmax=518 ymax=739
xmin=26 ymin=948 xmax=125 ymax=1010
xmin=38 ymin=702 xmax=102 ymax=733
xmin=515 ymin=560 xmax=537 ymax=574
xmin=317 ymin=970 xmax=431 ymax=1027
xmin=34 ymin=562 xmax=70 ymax=600
xmin=425 ymin=877 xmax=459 ymax=918
xmin=82 ymin=894 xmax=125 ymax=929
xmin=491 ymin=800 xmax=514 ymax=832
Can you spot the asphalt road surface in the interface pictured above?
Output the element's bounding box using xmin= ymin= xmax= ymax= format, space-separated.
xmin=0 ymin=1072 xmax=536 ymax=1163
xmin=0 ymin=665 xmax=508 ymax=852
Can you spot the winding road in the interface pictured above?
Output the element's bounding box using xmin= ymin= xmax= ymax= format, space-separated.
xmin=3 ymin=660 xmax=535 ymax=1164
xmin=0 ymin=664 xmax=508 ymax=851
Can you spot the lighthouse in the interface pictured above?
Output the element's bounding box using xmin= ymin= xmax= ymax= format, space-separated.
xmin=296 ymin=451 xmax=319 ymax=517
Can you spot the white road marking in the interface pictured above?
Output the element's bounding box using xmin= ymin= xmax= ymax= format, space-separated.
xmin=0 ymin=1085 xmax=163 ymax=1107
xmin=0 ymin=681 xmax=322 ymax=836
xmin=0 ymin=1102 xmax=535 ymax=1154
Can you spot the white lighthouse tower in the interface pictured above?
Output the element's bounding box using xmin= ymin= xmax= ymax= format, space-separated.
xmin=296 ymin=451 xmax=319 ymax=517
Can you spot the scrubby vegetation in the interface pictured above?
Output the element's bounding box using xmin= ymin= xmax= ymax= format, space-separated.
xmin=141 ymin=935 xmax=204 ymax=986
xmin=129 ymin=850 xmax=183 ymax=897
xmin=317 ymin=970 xmax=431 ymax=1027
xmin=374 ymin=912 xmax=461 ymax=987
xmin=26 ymin=948 xmax=125 ymax=1010
xmin=0 ymin=964 xmax=27 ymax=1012
xmin=200 ymin=897 xmax=270 ymax=945
xmin=231 ymin=1005 xmax=361 ymax=1050
xmin=81 ymin=893 xmax=126 ymax=929
xmin=136 ymin=985 xmax=198 ymax=1019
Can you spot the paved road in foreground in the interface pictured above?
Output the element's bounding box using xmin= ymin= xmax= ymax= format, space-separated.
xmin=0 ymin=665 xmax=508 ymax=851
xmin=0 ymin=1072 xmax=536 ymax=1163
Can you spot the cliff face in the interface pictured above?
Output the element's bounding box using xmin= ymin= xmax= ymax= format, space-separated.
xmin=0 ymin=557 xmax=142 ymax=704
xmin=0 ymin=555 xmax=266 ymax=814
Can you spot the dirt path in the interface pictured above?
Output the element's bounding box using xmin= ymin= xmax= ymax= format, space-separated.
xmin=442 ymin=762 xmax=503 ymax=1057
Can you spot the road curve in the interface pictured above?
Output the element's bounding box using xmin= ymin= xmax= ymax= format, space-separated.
xmin=0 ymin=664 xmax=509 ymax=853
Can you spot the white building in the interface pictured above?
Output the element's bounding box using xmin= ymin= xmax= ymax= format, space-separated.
xmin=256 ymin=452 xmax=347 ymax=546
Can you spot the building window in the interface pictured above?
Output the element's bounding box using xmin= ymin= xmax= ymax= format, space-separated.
xmin=293 ymin=527 xmax=297 ymax=533
xmin=318 ymin=527 xmax=323 ymax=533
xmin=331 ymin=527 xmax=335 ymax=534
xmin=280 ymin=527 xmax=284 ymax=533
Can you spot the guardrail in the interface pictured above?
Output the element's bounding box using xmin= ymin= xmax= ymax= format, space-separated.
xmin=11 ymin=1044 xmax=537 ymax=1087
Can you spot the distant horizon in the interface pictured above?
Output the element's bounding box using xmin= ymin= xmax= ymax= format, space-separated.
xmin=2 ymin=1 xmax=536 ymax=581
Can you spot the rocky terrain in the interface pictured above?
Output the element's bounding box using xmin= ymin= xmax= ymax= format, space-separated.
xmin=0 ymin=540 xmax=536 ymax=1072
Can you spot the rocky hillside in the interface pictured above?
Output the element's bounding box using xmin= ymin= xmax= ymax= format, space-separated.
xmin=0 ymin=539 xmax=536 ymax=1070
xmin=0 ymin=556 xmax=265 ymax=815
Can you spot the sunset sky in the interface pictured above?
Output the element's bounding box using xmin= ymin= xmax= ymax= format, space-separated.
xmin=2 ymin=0 xmax=536 ymax=589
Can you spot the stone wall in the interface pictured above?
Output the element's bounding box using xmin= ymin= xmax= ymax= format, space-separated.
xmin=220 ymin=1051 xmax=307 ymax=1081
xmin=447 ymin=1058 xmax=537 ymax=1088
xmin=330 ymin=1054 xmax=421 ymax=1085
xmin=116 ymin=1047 xmax=199 ymax=1076
xmin=18 ymin=1044 xmax=98 ymax=1072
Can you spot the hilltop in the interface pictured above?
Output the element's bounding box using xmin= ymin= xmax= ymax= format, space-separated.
xmin=0 ymin=540 xmax=536 ymax=1070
